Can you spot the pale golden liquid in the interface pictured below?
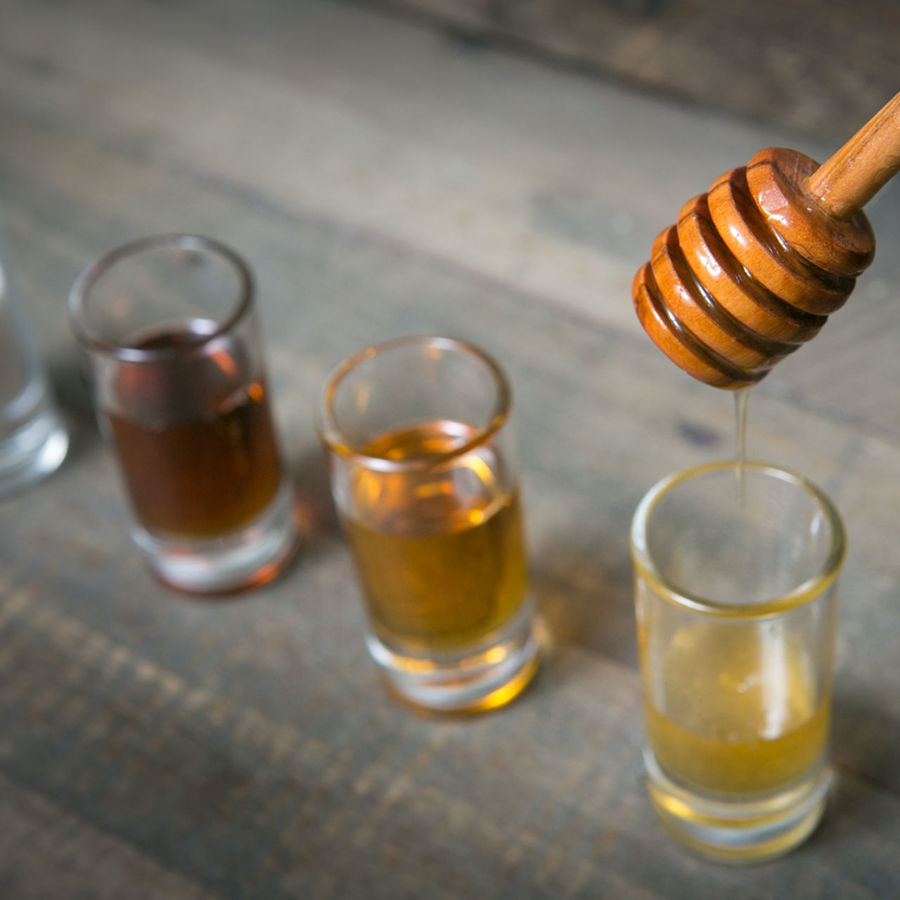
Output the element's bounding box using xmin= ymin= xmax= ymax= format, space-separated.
xmin=644 ymin=621 xmax=829 ymax=797
xmin=343 ymin=420 xmax=528 ymax=652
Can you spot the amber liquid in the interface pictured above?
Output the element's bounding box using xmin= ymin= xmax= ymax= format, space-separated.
xmin=342 ymin=420 xmax=528 ymax=653
xmin=644 ymin=621 xmax=828 ymax=797
xmin=107 ymin=322 xmax=282 ymax=538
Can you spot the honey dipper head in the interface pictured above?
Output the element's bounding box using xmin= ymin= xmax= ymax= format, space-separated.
xmin=632 ymin=147 xmax=875 ymax=389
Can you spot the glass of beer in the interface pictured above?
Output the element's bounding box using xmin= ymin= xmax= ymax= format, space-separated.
xmin=630 ymin=461 xmax=844 ymax=862
xmin=318 ymin=335 xmax=540 ymax=713
xmin=68 ymin=234 xmax=298 ymax=593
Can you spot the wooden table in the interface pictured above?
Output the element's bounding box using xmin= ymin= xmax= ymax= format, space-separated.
xmin=1 ymin=1 xmax=898 ymax=896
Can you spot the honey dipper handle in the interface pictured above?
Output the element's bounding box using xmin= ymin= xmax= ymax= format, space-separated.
xmin=806 ymin=91 xmax=900 ymax=219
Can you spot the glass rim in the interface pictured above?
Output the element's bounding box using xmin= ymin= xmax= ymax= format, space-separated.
xmin=316 ymin=334 xmax=512 ymax=473
xmin=629 ymin=460 xmax=846 ymax=619
xmin=67 ymin=233 xmax=254 ymax=362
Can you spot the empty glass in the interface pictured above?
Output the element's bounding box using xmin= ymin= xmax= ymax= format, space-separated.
xmin=631 ymin=461 xmax=844 ymax=862
xmin=0 ymin=225 xmax=68 ymax=498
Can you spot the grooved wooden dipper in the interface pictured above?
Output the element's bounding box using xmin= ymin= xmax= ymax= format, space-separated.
xmin=633 ymin=91 xmax=900 ymax=388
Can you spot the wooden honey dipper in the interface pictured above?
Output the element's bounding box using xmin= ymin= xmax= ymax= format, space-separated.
xmin=633 ymin=91 xmax=900 ymax=388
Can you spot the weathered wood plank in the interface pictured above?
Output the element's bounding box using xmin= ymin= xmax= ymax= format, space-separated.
xmin=1 ymin=0 xmax=897 ymax=444
xmin=363 ymin=0 xmax=900 ymax=144
xmin=0 ymin=773 xmax=220 ymax=900
xmin=0 ymin=0 xmax=898 ymax=895
xmin=0 ymin=582 xmax=897 ymax=899
xmin=0 ymin=101 xmax=898 ymax=896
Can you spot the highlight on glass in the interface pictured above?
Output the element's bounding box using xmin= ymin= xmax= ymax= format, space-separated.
xmin=68 ymin=234 xmax=298 ymax=593
xmin=318 ymin=335 xmax=540 ymax=713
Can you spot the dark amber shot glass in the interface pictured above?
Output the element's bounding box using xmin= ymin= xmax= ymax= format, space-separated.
xmin=69 ymin=234 xmax=298 ymax=593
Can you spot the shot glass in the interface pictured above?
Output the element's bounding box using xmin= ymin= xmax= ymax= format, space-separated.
xmin=0 ymin=226 xmax=68 ymax=497
xmin=630 ymin=461 xmax=844 ymax=863
xmin=317 ymin=335 xmax=540 ymax=713
xmin=68 ymin=234 xmax=298 ymax=593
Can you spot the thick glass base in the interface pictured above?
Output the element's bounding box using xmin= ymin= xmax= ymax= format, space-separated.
xmin=366 ymin=608 xmax=540 ymax=714
xmin=0 ymin=403 xmax=69 ymax=499
xmin=644 ymin=748 xmax=831 ymax=864
xmin=132 ymin=479 xmax=299 ymax=594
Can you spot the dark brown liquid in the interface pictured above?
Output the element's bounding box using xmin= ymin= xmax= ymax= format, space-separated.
xmin=342 ymin=420 xmax=528 ymax=652
xmin=108 ymin=323 xmax=282 ymax=538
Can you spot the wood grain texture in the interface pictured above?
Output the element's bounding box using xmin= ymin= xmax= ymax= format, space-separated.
xmin=0 ymin=773 xmax=220 ymax=900
xmin=2 ymin=0 xmax=898 ymax=440
xmin=0 ymin=0 xmax=898 ymax=896
xmin=360 ymin=0 xmax=900 ymax=143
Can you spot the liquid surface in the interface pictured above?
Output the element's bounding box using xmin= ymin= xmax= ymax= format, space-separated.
xmin=108 ymin=323 xmax=282 ymax=538
xmin=644 ymin=621 xmax=828 ymax=797
xmin=343 ymin=420 xmax=528 ymax=652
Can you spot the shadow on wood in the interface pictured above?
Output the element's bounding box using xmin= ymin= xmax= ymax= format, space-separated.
xmin=290 ymin=443 xmax=339 ymax=541
xmin=531 ymin=532 xmax=637 ymax=667
xmin=833 ymin=688 xmax=900 ymax=798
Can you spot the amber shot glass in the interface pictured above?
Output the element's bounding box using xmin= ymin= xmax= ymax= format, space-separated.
xmin=317 ymin=335 xmax=540 ymax=712
xmin=69 ymin=234 xmax=298 ymax=593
